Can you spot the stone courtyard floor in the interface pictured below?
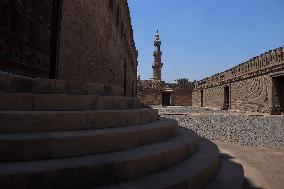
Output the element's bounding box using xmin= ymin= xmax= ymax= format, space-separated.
xmin=155 ymin=106 xmax=284 ymax=189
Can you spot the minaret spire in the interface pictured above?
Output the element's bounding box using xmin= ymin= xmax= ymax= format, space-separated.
xmin=152 ymin=30 xmax=163 ymax=81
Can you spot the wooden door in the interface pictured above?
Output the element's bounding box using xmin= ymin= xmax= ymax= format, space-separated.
xmin=0 ymin=0 xmax=61 ymax=78
xmin=223 ymin=86 xmax=230 ymax=110
xmin=162 ymin=92 xmax=171 ymax=106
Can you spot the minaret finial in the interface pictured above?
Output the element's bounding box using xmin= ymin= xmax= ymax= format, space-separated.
xmin=152 ymin=31 xmax=163 ymax=81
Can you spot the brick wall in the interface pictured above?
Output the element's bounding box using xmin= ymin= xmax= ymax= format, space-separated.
xmin=58 ymin=0 xmax=137 ymax=96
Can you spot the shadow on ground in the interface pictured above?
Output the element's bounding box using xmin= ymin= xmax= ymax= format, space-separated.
xmin=243 ymin=178 xmax=267 ymax=189
xmin=220 ymin=152 xmax=267 ymax=189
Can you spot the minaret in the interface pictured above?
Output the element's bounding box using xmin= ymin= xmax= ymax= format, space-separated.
xmin=152 ymin=30 xmax=163 ymax=81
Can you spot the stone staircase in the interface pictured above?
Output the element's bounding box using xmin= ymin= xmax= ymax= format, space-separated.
xmin=0 ymin=72 xmax=244 ymax=189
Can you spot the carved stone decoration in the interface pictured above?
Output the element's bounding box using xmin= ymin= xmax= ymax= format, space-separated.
xmin=0 ymin=0 xmax=55 ymax=78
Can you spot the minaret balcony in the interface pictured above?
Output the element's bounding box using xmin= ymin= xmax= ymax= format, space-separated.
xmin=152 ymin=62 xmax=163 ymax=68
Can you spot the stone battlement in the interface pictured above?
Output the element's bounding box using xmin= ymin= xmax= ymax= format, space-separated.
xmin=195 ymin=47 xmax=284 ymax=90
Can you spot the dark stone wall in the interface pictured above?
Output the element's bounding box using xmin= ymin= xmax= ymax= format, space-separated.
xmin=58 ymin=0 xmax=137 ymax=96
xmin=0 ymin=0 xmax=53 ymax=78
xmin=0 ymin=0 xmax=137 ymax=97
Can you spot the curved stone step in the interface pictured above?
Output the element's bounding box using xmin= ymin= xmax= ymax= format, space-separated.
xmin=203 ymin=157 xmax=244 ymax=189
xmin=0 ymin=119 xmax=177 ymax=162
xmin=0 ymin=130 xmax=198 ymax=189
xmin=0 ymin=108 xmax=158 ymax=133
xmin=0 ymin=71 xmax=123 ymax=96
xmin=0 ymin=93 xmax=141 ymax=111
xmin=98 ymin=140 xmax=220 ymax=189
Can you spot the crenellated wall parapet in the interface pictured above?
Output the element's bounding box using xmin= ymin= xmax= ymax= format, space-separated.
xmin=138 ymin=79 xmax=194 ymax=91
xmin=194 ymin=47 xmax=284 ymax=90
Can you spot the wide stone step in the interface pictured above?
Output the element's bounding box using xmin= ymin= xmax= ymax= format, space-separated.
xmin=0 ymin=108 xmax=158 ymax=133
xmin=0 ymin=71 xmax=123 ymax=96
xmin=0 ymin=119 xmax=177 ymax=162
xmin=203 ymin=157 xmax=244 ymax=189
xmin=99 ymin=139 xmax=219 ymax=189
xmin=0 ymin=93 xmax=142 ymax=111
xmin=0 ymin=130 xmax=198 ymax=189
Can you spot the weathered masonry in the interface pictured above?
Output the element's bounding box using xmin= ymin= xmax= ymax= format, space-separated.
xmin=0 ymin=0 xmax=138 ymax=97
xmin=193 ymin=47 xmax=284 ymax=114
xmin=0 ymin=1 xmax=245 ymax=188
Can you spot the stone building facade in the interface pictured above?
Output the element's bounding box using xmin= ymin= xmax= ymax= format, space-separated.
xmin=0 ymin=0 xmax=137 ymax=97
xmin=138 ymin=79 xmax=193 ymax=106
xmin=192 ymin=47 xmax=284 ymax=114
xmin=138 ymin=32 xmax=193 ymax=106
xmin=0 ymin=1 xmax=245 ymax=188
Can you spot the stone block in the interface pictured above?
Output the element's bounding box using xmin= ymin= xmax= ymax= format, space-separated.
xmin=0 ymin=112 xmax=88 ymax=133
xmin=0 ymin=93 xmax=34 ymax=111
xmin=140 ymin=109 xmax=158 ymax=124
xmin=160 ymin=143 xmax=188 ymax=169
xmin=139 ymin=122 xmax=175 ymax=145
xmin=33 ymin=94 xmax=98 ymax=111
xmin=96 ymin=96 xmax=126 ymax=110
xmin=0 ymin=134 xmax=50 ymax=161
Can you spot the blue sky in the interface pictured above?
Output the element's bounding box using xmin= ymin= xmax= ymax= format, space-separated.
xmin=128 ymin=0 xmax=284 ymax=82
